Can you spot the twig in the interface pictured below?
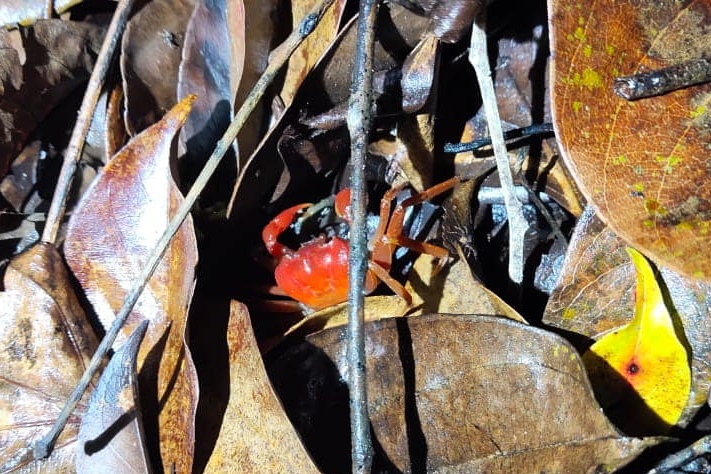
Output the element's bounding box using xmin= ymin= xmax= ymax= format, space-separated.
xmin=346 ymin=0 xmax=379 ymax=472
xmin=43 ymin=0 xmax=53 ymax=19
xmin=468 ymin=15 xmax=528 ymax=283
xmin=41 ymin=0 xmax=136 ymax=244
xmin=443 ymin=122 xmax=554 ymax=153
xmin=646 ymin=434 xmax=711 ymax=474
xmin=32 ymin=0 xmax=333 ymax=459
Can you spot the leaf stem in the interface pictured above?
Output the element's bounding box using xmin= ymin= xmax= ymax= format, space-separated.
xmin=468 ymin=15 xmax=529 ymax=283
xmin=346 ymin=1 xmax=378 ymax=473
xmin=41 ymin=0 xmax=136 ymax=244
xmin=32 ymin=0 xmax=333 ymax=459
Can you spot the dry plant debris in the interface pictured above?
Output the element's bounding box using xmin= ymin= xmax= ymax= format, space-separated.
xmin=0 ymin=0 xmax=709 ymax=473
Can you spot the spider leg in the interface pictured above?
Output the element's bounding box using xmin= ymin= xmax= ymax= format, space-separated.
xmin=367 ymin=261 xmax=412 ymax=306
xmin=386 ymin=177 xmax=460 ymax=242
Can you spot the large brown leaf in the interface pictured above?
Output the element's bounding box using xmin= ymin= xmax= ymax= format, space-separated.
xmin=75 ymin=322 xmax=150 ymax=474
xmin=64 ymin=96 xmax=199 ymax=473
xmin=177 ymin=0 xmax=245 ymax=188
xmin=550 ymin=0 xmax=711 ymax=279
xmin=543 ymin=206 xmax=711 ymax=430
xmin=120 ymin=0 xmax=195 ymax=135
xmin=0 ymin=20 xmax=104 ymax=175
xmin=0 ymin=243 xmax=98 ymax=473
xmin=203 ymin=301 xmax=320 ymax=473
xmin=269 ymin=314 xmax=657 ymax=473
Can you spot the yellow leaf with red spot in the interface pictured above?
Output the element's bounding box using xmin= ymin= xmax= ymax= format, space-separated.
xmin=582 ymin=247 xmax=690 ymax=434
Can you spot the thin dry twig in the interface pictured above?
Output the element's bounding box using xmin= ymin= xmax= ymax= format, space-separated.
xmin=346 ymin=0 xmax=379 ymax=472
xmin=33 ymin=0 xmax=334 ymax=459
xmin=41 ymin=0 xmax=136 ymax=244
xmin=646 ymin=434 xmax=711 ymax=474
xmin=468 ymin=15 xmax=529 ymax=283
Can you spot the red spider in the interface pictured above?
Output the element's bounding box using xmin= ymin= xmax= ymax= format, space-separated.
xmin=261 ymin=177 xmax=459 ymax=311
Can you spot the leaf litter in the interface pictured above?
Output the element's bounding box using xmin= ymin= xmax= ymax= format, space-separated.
xmin=0 ymin=0 xmax=710 ymax=472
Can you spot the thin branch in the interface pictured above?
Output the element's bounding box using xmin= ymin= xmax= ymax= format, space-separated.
xmin=646 ymin=434 xmax=711 ymax=474
xmin=32 ymin=0 xmax=334 ymax=459
xmin=346 ymin=0 xmax=379 ymax=472
xmin=468 ymin=16 xmax=529 ymax=283
xmin=43 ymin=0 xmax=53 ymax=19
xmin=41 ymin=0 xmax=136 ymax=244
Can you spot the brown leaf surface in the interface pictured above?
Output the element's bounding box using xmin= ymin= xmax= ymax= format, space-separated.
xmin=76 ymin=322 xmax=150 ymax=474
xmin=277 ymin=0 xmax=347 ymax=108
xmin=178 ymin=0 xmax=245 ymax=164
xmin=550 ymin=0 xmax=711 ymax=279
xmin=232 ymin=0 xmax=277 ymax=160
xmin=0 ymin=243 xmax=98 ymax=473
xmin=0 ymin=0 xmax=81 ymax=28
xmin=269 ymin=314 xmax=657 ymax=473
xmin=120 ymin=0 xmax=195 ymax=135
xmin=0 ymin=20 xmax=104 ymax=175
xmin=204 ymin=301 xmax=320 ymax=473
xmin=544 ymin=206 xmax=711 ymax=428
xmin=64 ymin=97 xmax=199 ymax=474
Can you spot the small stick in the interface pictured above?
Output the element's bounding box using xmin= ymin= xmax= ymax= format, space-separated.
xmin=468 ymin=16 xmax=528 ymax=283
xmin=345 ymin=0 xmax=378 ymax=472
xmin=41 ymin=0 xmax=136 ymax=244
xmin=613 ymin=58 xmax=711 ymax=100
xmin=443 ymin=123 xmax=554 ymax=153
xmin=646 ymin=434 xmax=711 ymax=474
xmin=43 ymin=0 xmax=53 ymax=19
xmin=32 ymin=0 xmax=333 ymax=459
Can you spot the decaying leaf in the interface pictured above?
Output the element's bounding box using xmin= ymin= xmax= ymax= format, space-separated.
xmin=121 ymin=0 xmax=195 ymax=135
xmin=582 ymin=247 xmax=691 ymax=434
xmin=178 ymin=0 xmax=245 ymax=170
xmin=76 ymin=322 xmax=150 ymax=474
xmin=203 ymin=301 xmax=320 ymax=473
xmin=64 ymin=96 xmax=199 ymax=473
xmin=550 ymin=0 xmax=711 ymax=279
xmin=0 ymin=243 xmax=98 ymax=473
xmin=545 ymin=207 xmax=711 ymax=431
xmin=278 ymin=0 xmax=347 ymax=108
xmin=269 ymin=314 xmax=657 ymax=473
xmin=0 ymin=20 xmax=105 ymax=175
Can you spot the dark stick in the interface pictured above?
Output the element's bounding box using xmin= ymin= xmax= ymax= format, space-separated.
xmin=444 ymin=122 xmax=554 ymax=153
xmin=613 ymin=58 xmax=711 ymax=100
xmin=32 ymin=0 xmax=334 ymax=459
xmin=346 ymin=0 xmax=379 ymax=472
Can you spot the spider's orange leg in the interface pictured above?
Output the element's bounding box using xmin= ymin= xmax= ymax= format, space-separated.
xmin=385 ymin=177 xmax=461 ymax=242
xmin=367 ymin=262 xmax=412 ymax=306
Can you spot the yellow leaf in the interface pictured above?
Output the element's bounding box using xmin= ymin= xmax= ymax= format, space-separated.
xmin=582 ymin=247 xmax=690 ymax=433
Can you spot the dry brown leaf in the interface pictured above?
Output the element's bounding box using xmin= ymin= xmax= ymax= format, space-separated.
xmin=269 ymin=314 xmax=657 ymax=473
xmin=0 ymin=243 xmax=98 ymax=473
xmin=550 ymin=0 xmax=711 ymax=279
xmin=76 ymin=322 xmax=150 ymax=474
xmin=544 ymin=206 xmax=711 ymax=429
xmin=120 ymin=0 xmax=195 ymax=135
xmin=405 ymin=253 xmax=525 ymax=321
xmin=64 ymin=96 xmax=199 ymax=474
xmin=0 ymin=20 xmax=105 ymax=175
xmin=203 ymin=301 xmax=320 ymax=473
xmin=232 ymin=0 xmax=278 ymax=160
xmin=178 ymin=0 xmax=245 ymax=168
xmin=278 ymin=0 xmax=347 ymax=108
